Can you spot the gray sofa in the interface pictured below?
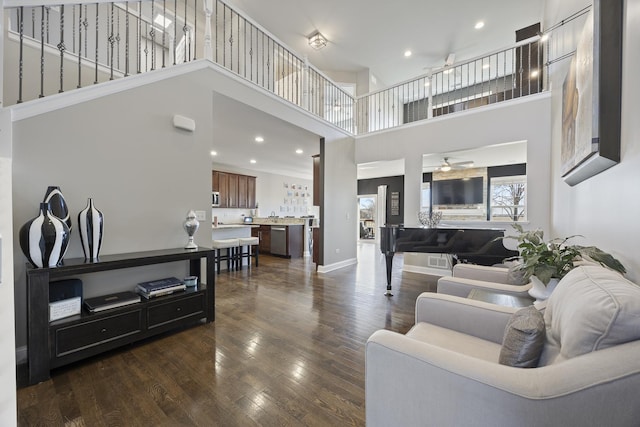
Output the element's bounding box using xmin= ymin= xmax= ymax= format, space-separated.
xmin=366 ymin=265 xmax=640 ymax=426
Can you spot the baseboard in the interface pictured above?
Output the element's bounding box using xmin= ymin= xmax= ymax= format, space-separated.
xmin=403 ymin=264 xmax=451 ymax=277
xmin=317 ymin=257 xmax=357 ymax=273
xmin=16 ymin=345 xmax=27 ymax=364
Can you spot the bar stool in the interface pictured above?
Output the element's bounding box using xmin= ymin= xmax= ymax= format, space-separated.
xmin=212 ymin=238 xmax=240 ymax=273
xmin=238 ymin=237 xmax=259 ymax=269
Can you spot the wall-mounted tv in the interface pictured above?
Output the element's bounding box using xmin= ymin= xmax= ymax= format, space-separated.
xmin=432 ymin=177 xmax=483 ymax=205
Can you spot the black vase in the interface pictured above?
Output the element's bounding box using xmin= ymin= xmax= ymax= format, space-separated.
xmin=43 ymin=186 xmax=72 ymax=232
xmin=78 ymin=198 xmax=104 ymax=261
xmin=19 ymin=202 xmax=70 ymax=268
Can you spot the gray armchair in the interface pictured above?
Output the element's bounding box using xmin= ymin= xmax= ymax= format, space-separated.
xmin=366 ymin=265 xmax=640 ymax=426
xmin=437 ymin=262 xmax=532 ymax=298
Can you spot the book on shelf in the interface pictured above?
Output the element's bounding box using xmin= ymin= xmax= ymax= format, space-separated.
xmin=84 ymin=291 xmax=141 ymax=313
xmin=137 ymin=276 xmax=184 ymax=293
xmin=136 ymin=283 xmax=186 ymax=299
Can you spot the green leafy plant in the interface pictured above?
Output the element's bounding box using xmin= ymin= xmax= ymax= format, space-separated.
xmin=505 ymin=224 xmax=626 ymax=285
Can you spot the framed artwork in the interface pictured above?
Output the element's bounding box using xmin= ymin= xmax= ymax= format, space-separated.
xmin=561 ymin=0 xmax=623 ymax=186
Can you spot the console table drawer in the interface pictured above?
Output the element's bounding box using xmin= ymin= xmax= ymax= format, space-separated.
xmin=147 ymin=293 xmax=206 ymax=329
xmin=54 ymin=310 xmax=143 ymax=357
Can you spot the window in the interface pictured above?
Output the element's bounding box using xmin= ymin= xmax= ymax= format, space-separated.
xmin=490 ymin=175 xmax=526 ymax=221
xmin=420 ymin=182 xmax=431 ymax=212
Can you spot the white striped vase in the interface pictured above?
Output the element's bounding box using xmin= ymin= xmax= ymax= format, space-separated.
xmin=43 ymin=186 xmax=72 ymax=232
xmin=78 ymin=198 xmax=104 ymax=261
xmin=19 ymin=202 xmax=70 ymax=268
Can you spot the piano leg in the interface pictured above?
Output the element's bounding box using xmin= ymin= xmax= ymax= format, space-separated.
xmin=384 ymin=253 xmax=394 ymax=296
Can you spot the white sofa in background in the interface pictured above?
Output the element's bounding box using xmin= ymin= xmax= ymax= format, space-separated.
xmin=366 ymin=265 xmax=640 ymax=427
xmin=437 ymin=262 xmax=532 ymax=298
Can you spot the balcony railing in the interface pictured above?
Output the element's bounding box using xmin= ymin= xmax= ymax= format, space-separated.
xmin=5 ymin=1 xmax=590 ymax=136
xmin=5 ymin=0 xmax=356 ymax=133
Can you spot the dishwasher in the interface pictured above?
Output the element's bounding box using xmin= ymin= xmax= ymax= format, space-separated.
xmin=270 ymin=226 xmax=288 ymax=256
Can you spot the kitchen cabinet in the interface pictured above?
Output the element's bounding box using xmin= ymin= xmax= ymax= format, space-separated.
xmin=313 ymin=154 xmax=320 ymax=206
xmin=212 ymin=171 xmax=256 ymax=209
xmin=252 ymin=226 xmax=271 ymax=253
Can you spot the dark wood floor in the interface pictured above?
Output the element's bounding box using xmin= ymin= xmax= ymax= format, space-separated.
xmin=17 ymin=243 xmax=438 ymax=426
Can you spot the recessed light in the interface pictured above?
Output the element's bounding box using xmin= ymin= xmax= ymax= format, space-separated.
xmin=295 ymin=149 xmax=304 ymax=154
xmin=404 ymin=50 xmax=412 ymax=58
xmin=482 ymin=63 xmax=490 ymax=69
xmin=255 ymin=136 xmax=264 ymax=143
xmin=475 ymin=21 xmax=484 ymax=30
xmin=250 ymin=159 xmax=257 ymax=164
xmin=210 ymin=150 xmax=217 ymax=156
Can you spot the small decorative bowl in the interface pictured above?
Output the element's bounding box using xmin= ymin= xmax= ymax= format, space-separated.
xmin=184 ymin=276 xmax=198 ymax=287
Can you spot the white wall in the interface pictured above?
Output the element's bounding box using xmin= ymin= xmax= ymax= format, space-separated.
xmin=12 ymin=69 xmax=216 ymax=351
xmin=546 ymin=0 xmax=640 ymax=281
xmin=321 ymin=136 xmax=358 ymax=269
xmin=356 ymin=94 xmax=553 ymax=235
xmin=0 ymin=110 xmax=18 ymax=426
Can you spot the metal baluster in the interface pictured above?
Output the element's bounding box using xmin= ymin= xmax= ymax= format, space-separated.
xmin=125 ymin=2 xmax=130 ymax=76
xmin=72 ymin=5 xmax=76 ymax=56
xmin=77 ymin=5 xmax=82 ymax=88
xmin=162 ymin=0 xmax=166 ymax=67
xmin=229 ymin=7 xmax=233 ymax=70
xmin=116 ymin=6 xmax=121 ymax=71
xmin=528 ymin=43 xmax=532 ymax=95
xmin=193 ymin=0 xmax=197 ymax=60
xmin=31 ymin=7 xmax=35 ymax=38
xmin=184 ymin=0 xmax=188 ymax=62
xmin=109 ymin=3 xmax=115 ymax=79
xmin=174 ymin=0 xmax=178 ymax=65
xmin=249 ymin=24 xmax=253 ymax=82
xmin=18 ymin=6 xmax=24 ymax=104
xmin=214 ymin=0 xmax=218 ymax=63
xmin=243 ymin=17 xmax=247 ymax=78
xmin=40 ymin=6 xmax=45 ymax=98
xmin=46 ymin=7 xmax=50 ymax=44
xmin=83 ymin=5 xmax=88 ymax=57
xmin=58 ymin=5 xmax=65 ymax=93
xmin=95 ymin=3 xmax=99 ymax=84
xmin=138 ymin=1 xmax=142 ymax=73
xmin=144 ymin=21 xmax=149 ymax=72
xmin=150 ymin=0 xmax=155 ymax=70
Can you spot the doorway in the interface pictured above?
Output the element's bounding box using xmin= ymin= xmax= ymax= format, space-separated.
xmin=358 ymin=195 xmax=377 ymax=241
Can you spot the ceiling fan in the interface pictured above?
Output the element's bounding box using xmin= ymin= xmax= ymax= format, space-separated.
xmin=431 ymin=157 xmax=475 ymax=172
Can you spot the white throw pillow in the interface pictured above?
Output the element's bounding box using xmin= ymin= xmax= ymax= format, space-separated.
xmin=540 ymin=265 xmax=640 ymax=364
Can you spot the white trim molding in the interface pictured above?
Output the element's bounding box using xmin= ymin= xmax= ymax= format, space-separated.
xmin=316 ymin=257 xmax=357 ymax=273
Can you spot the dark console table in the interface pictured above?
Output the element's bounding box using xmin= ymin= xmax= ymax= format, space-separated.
xmin=26 ymin=247 xmax=215 ymax=385
xmin=380 ymin=226 xmax=518 ymax=296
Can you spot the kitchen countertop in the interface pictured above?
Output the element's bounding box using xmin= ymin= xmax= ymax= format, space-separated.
xmin=211 ymin=224 xmax=258 ymax=229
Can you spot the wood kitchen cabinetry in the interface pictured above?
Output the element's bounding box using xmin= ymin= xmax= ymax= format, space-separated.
xmin=252 ymin=226 xmax=271 ymax=253
xmin=212 ymin=171 xmax=256 ymax=209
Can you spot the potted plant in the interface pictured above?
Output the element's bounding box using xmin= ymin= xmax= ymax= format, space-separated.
xmin=505 ymin=224 xmax=626 ymax=299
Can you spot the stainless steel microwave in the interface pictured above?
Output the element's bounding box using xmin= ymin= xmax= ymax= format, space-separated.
xmin=212 ymin=191 xmax=220 ymax=207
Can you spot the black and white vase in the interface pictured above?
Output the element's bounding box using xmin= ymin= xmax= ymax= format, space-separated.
xmin=19 ymin=202 xmax=71 ymax=268
xmin=78 ymin=198 xmax=104 ymax=261
xmin=43 ymin=186 xmax=72 ymax=232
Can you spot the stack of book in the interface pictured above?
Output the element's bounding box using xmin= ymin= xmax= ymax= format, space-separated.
xmin=136 ymin=277 xmax=186 ymax=299
xmin=84 ymin=291 xmax=141 ymax=313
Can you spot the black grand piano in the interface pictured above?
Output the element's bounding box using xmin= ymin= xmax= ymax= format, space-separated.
xmin=380 ymin=225 xmax=518 ymax=295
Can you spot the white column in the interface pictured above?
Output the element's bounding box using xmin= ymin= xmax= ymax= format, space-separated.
xmin=203 ymin=0 xmax=213 ymax=61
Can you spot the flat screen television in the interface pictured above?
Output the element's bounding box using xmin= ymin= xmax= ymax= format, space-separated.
xmin=432 ymin=177 xmax=483 ymax=205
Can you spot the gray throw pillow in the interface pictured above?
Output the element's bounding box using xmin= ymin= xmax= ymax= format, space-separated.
xmin=504 ymin=261 xmax=529 ymax=286
xmin=499 ymin=306 xmax=545 ymax=368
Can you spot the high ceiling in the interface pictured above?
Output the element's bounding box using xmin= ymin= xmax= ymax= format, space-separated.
xmin=212 ymin=0 xmax=545 ymax=180
xmin=222 ymin=0 xmax=545 ymax=88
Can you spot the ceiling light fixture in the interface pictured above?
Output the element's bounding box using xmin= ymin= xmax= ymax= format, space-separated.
xmin=404 ymin=50 xmax=412 ymax=58
xmin=308 ymin=31 xmax=327 ymax=50
xmin=538 ymin=32 xmax=549 ymax=42
xmin=440 ymin=165 xmax=451 ymax=172
xmin=210 ymin=150 xmax=217 ymax=156
xmin=250 ymin=159 xmax=257 ymax=164
xmin=475 ymin=21 xmax=485 ymax=30
xmin=530 ymin=69 xmax=539 ymax=78
xmin=255 ymin=136 xmax=264 ymax=143
xmin=296 ymin=149 xmax=304 ymax=154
